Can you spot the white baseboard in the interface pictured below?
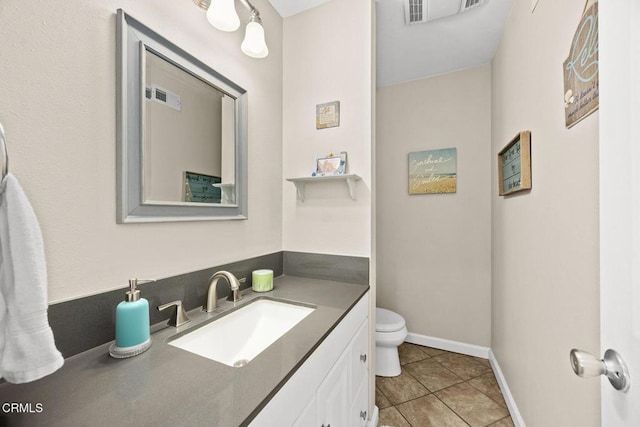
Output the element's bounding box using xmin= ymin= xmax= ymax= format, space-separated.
xmin=405 ymin=332 xmax=491 ymax=359
xmin=367 ymin=405 xmax=379 ymax=427
xmin=489 ymin=349 xmax=526 ymax=427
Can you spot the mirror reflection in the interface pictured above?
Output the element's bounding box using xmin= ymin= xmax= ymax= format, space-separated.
xmin=143 ymin=50 xmax=236 ymax=205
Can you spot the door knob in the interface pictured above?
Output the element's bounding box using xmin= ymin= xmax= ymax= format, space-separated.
xmin=570 ymin=348 xmax=630 ymax=392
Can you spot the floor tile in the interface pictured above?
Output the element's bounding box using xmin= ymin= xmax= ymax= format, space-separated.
xmin=379 ymin=406 xmax=411 ymax=427
xmin=488 ymin=417 xmax=515 ymax=427
xmin=420 ymin=346 xmax=448 ymax=357
xmin=396 ymin=394 xmax=468 ymax=427
xmin=468 ymin=372 xmax=507 ymax=407
xmin=376 ymin=371 xmax=430 ymax=405
xmin=404 ymin=358 xmax=463 ymax=392
xmin=376 ymin=343 xmax=511 ymax=427
xmin=376 ymin=386 xmax=392 ymax=410
xmin=473 ymin=356 xmax=492 ymax=368
xmin=435 ymin=382 xmax=509 ymax=427
xmin=434 ymin=352 xmax=492 ymax=380
xmin=399 ymin=343 xmax=431 ymax=365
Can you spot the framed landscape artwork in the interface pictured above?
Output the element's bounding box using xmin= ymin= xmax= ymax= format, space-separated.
xmin=408 ymin=148 xmax=457 ymax=195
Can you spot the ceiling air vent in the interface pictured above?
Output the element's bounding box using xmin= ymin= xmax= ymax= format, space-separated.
xmin=405 ymin=0 xmax=485 ymax=24
xmin=462 ymin=0 xmax=482 ymax=11
xmin=407 ymin=0 xmax=424 ymax=24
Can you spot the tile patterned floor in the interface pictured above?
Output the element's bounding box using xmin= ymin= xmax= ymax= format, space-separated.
xmin=376 ymin=343 xmax=514 ymax=427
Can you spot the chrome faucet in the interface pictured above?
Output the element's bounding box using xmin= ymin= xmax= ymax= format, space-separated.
xmin=203 ymin=271 xmax=243 ymax=312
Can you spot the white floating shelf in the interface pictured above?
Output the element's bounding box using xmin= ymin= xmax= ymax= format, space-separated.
xmin=286 ymin=174 xmax=362 ymax=202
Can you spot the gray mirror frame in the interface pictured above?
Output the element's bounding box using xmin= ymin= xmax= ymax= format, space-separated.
xmin=116 ymin=9 xmax=248 ymax=223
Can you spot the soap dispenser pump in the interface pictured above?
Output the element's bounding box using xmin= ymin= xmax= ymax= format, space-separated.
xmin=109 ymin=279 xmax=154 ymax=359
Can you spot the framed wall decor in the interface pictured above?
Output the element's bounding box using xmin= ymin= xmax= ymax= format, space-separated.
xmin=498 ymin=131 xmax=532 ymax=196
xmin=316 ymin=101 xmax=340 ymax=129
xmin=563 ymin=1 xmax=598 ymax=128
xmin=315 ymin=151 xmax=347 ymax=176
xmin=408 ymin=148 xmax=457 ymax=195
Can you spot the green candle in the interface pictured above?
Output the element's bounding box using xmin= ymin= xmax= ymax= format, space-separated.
xmin=252 ymin=269 xmax=273 ymax=292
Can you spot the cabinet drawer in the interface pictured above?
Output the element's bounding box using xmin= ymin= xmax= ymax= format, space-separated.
xmin=350 ymin=318 xmax=369 ymax=397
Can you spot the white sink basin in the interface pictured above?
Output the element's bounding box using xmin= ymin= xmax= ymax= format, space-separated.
xmin=168 ymin=298 xmax=315 ymax=367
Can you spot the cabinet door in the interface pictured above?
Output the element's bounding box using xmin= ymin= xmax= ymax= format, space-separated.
xmin=317 ymin=349 xmax=350 ymax=427
xmin=350 ymin=319 xmax=369 ymax=399
xmin=349 ymin=379 xmax=369 ymax=427
xmin=293 ymin=394 xmax=317 ymax=427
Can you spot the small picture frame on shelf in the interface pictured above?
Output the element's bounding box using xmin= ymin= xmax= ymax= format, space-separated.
xmin=315 ymin=152 xmax=347 ymax=176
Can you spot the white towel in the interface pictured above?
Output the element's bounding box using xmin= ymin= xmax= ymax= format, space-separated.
xmin=0 ymin=173 xmax=63 ymax=383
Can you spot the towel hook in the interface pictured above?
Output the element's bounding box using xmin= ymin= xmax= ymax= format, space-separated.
xmin=0 ymin=123 xmax=8 ymax=181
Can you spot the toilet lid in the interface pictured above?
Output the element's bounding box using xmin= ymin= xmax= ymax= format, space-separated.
xmin=376 ymin=308 xmax=406 ymax=332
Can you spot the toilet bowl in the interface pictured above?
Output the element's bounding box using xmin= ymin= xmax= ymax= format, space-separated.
xmin=375 ymin=307 xmax=408 ymax=377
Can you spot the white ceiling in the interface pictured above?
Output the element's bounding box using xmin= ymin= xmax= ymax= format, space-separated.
xmin=267 ymin=0 xmax=513 ymax=87
xmin=376 ymin=0 xmax=513 ymax=87
xmin=267 ymin=0 xmax=332 ymax=17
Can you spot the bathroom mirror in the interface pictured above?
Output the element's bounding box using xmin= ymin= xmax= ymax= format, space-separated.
xmin=116 ymin=9 xmax=247 ymax=222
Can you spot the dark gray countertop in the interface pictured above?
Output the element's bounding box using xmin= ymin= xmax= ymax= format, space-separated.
xmin=0 ymin=276 xmax=369 ymax=427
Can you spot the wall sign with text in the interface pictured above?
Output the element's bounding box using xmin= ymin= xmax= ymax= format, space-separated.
xmin=564 ymin=1 xmax=598 ymax=128
xmin=408 ymin=148 xmax=457 ymax=195
xmin=498 ymin=131 xmax=531 ymax=196
xmin=316 ymin=101 xmax=340 ymax=129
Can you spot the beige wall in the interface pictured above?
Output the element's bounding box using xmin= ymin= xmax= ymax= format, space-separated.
xmin=376 ymin=65 xmax=492 ymax=347
xmin=491 ymin=0 xmax=600 ymax=425
xmin=0 ymin=0 xmax=283 ymax=302
xmin=281 ymin=0 xmax=373 ymax=257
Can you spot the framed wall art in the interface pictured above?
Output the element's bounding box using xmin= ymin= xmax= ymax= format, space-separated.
xmin=408 ymin=148 xmax=457 ymax=195
xmin=316 ymin=101 xmax=340 ymax=129
xmin=563 ymin=1 xmax=598 ymax=128
xmin=498 ymin=131 xmax=532 ymax=196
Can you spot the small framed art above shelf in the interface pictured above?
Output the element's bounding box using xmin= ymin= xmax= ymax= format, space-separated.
xmin=286 ymin=174 xmax=362 ymax=202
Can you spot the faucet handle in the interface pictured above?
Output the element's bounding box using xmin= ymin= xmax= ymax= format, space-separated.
xmin=158 ymin=300 xmax=191 ymax=327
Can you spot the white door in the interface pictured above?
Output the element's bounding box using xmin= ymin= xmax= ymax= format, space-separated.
xmin=598 ymin=0 xmax=640 ymax=424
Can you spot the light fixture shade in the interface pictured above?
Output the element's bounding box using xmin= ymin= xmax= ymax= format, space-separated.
xmin=241 ymin=21 xmax=269 ymax=58
xmin=206 ymin=0 xmax=240 ymax=32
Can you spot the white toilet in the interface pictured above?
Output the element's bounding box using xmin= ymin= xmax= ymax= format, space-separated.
xmin=375 ymin=307 xmax=408 ymax=377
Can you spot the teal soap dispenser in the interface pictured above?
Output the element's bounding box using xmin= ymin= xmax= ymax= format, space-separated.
xmin=109 ymin=279 xmax=154 ymax=359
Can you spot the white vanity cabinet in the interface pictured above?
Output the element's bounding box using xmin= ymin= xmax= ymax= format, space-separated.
xmin=317 ymin=349 xmax=350 ymax=426
xmin=349 ymin=320 xmax=370 ymax=426
xmin=314 ymin=318 xmax=370 ymax=427
xmin=250 ymin=292 xmax=370 ymax=427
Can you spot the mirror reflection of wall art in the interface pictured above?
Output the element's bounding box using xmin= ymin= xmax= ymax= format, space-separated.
xmin=408 ymin=148 xmax=457 ymax=195
xmin=316 ymin=101 xmax=340 ymax=129
xmin=315 ymin=152 xmax=347 ymax=176
xmin=183 ymin=171 xmax=221 ymax=203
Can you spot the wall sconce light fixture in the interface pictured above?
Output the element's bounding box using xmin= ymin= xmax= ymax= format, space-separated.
xmin=193 ymin=0 xmax=269 ymax=59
